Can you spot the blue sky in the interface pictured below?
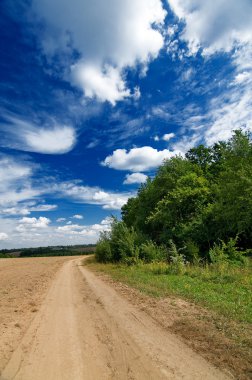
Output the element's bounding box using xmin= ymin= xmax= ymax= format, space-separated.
xmin=0 ymin=0 xmax=252 ymax=248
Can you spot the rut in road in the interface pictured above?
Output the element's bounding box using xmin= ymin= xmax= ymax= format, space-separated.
xmin=1 ymin=259 xmax=231 ymax=380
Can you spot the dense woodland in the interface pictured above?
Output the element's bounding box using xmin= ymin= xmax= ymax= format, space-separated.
xmin=96 ymin=131 xmax=252 ymax=266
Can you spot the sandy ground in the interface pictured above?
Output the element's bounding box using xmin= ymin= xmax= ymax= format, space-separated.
xmin=0 ymin=257 xmax=231 ymax=380
xmin=0 ymin=256 xmax=74 ymax=373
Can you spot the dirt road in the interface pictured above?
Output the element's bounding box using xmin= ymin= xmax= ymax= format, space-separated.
xmin=1 ymin=258 xmax=231 ymax=380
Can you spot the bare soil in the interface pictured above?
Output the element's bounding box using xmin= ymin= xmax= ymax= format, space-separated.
xmin=1 ymin=257 xmax=232 ymax=379
xmin=0 ymin=256 xmax=74 ymax=373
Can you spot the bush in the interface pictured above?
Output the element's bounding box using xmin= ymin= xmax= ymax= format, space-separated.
xmin=184 ymin=240 xmax=200 ymax=264
xmin=167 ymin=240 xmax=186 ymax=274
xmin=209 ymin=237 xmax=246 ymax=264
xmin=139 ymin=240 xmax=166 ymax=263
xmin=110 ymin=220 xmax=139 ymax=262
xmin=96 ymin=219 xmax=140 ymax=263
xmin=95 ymin=232 xmax=112 ymax=263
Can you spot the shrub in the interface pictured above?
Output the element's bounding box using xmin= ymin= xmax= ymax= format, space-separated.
xmin=184 ymin=240 xmax=200 ymax=264
xmin=95 ymin=232 xmax=112 ymax=263
xmin=209 ymin=237 xmax=245 ymax=264
xmin=167 ymin=240 xmax=186 ymax=274
xmin=140 ymin=240 xmax=166 ymax=263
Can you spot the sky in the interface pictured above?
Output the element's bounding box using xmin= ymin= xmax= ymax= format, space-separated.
xmin=0 ymin=0 xmax=252 ymax=249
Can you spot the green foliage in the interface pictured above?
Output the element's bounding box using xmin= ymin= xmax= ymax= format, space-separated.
xmin=209 ymin=237 xmax=246 ymax=265
xmin=166 ymin=240 xmax=186 ymax=274
xmin=139 ymin=240 xmax=166 ymax=263
xmin=95 ymin=219 xmax=140 ymax=263
xmin=97 ymin=131 xmax=252 ymax=266
xmin=95 ymin=232 xmax=112 ymax=263
xmin=0 ymin=253 xmax=10 ymax=258
xmin=184 ymin=240 xmax=200 ymax=264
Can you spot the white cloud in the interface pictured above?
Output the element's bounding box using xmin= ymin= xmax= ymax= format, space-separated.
xmin=18 ymin=217 xmax=51 ymax=229
xmin=0 ymin=216 xmax=111 ymax=249
xmin=1 ymin=116 xmax=76 ymax=154
xmin=0 ymin=203 xmax=57 ymax=216
xmin=165 ymin=1 xmax=252 ymax=148
xmin=25 ymin=126 xmax=76 ymax=154
xmin=33 ymin=0 xmax=167 ymax=104
xmin=57 ymin=218 xmax=66 ymax=222
xmin=123 ymin=173 xmax=148 ymax=185
xmin=0 ymin=233 xmax=8 ymax=241
xmin=30 ymin=204 xmax=58 ymax=212
xmin=168 ymin=0 xmax=252 ymax=55
xmin=162 ymin=133 xmax=175 ymax=141
xmin=57 ymin=224 xmax=83 ymax=232
xmin=102 ymin=146 xmax=180 ymax=172
xmin=0 ymin=156 xmax=40 ymax=207
xmin=204 ymin=89 xmax=252 ymax=145
xmin=71 ymin=64 xmax=130 ymax=106
xmin=233 ymin=71 xmax=252 ymax=85
xmin=72 ymin=214 xmax=83 ymax=220
xmin=0 ymin=157 xmax=32 ymax=185
xmin=54 ymin=182 xmax=132 ymax=210
xmin=57 ymin=217 xmax=111 ymax=237
xmin=0 ymin=207 xmax=30 ymax=216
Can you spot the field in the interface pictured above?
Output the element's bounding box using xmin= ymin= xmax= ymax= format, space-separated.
xmin=0 ymin=256 xmax=73 ymax=372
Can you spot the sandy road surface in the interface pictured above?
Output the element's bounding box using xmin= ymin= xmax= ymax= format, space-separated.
xmin=1 ymin=258 xmax=231 ymax=380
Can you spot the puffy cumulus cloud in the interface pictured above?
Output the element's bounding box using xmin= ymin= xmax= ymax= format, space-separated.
xmin=0 ymin=217 xmax=111 ymax=249
xmin=123 ymin=172 xmax=148 ymax=185
xmin=0 ymin=232 xmax=8 ymax=241
xmin=162 ymin=133 xmax=175 ymax=142
xmin=57 ymin=217 xmax=112 ymax=237
xmin=102 ymin=146 xmax=180 ymax=172
xmin=54 ymin=182 xmax=132 ymax=210
xmin=25 ymin=126 xmax=76 ymax=154
xmin=57 ymin=224 xmax=83 ymax=232
xmin=17 ymin=217 xmax=51 ymax=229
xmin=33 ymin=0 xmax=166 ymax=104
xmin=168 ymin=0 xmax=252 ymax=55
xmin=71 ymin=64 xmax=130 ymax=106
xmin=72 ymin=214 xmax=83 ymax=220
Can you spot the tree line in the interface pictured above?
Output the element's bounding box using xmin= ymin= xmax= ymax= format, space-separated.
xmin=96 ymin=131 xmax=252 ymax=266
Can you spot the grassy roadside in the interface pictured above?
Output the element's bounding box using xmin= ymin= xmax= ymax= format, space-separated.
xmin=86 ymin=259 xmax=252 ymax=324
xmin=86 ymin=259 xmax=252 ymax=379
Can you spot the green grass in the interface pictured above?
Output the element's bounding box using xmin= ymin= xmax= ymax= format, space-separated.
xmin=86 ymin=260 xmax=252 ymax=324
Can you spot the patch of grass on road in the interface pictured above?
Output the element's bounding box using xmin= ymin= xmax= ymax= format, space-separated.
xmin=86 ymin=260 xmax=252 ymax=324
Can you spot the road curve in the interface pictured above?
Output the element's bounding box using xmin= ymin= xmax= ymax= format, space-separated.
xmin=1 ymin=259 xmax=231 ymax=380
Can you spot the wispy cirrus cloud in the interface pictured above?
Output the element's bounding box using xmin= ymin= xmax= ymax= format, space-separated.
xmin=0 ymin=156 xmax=40 ymax=207
xmin=0 ymin=115 xmax=76 ymax=154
